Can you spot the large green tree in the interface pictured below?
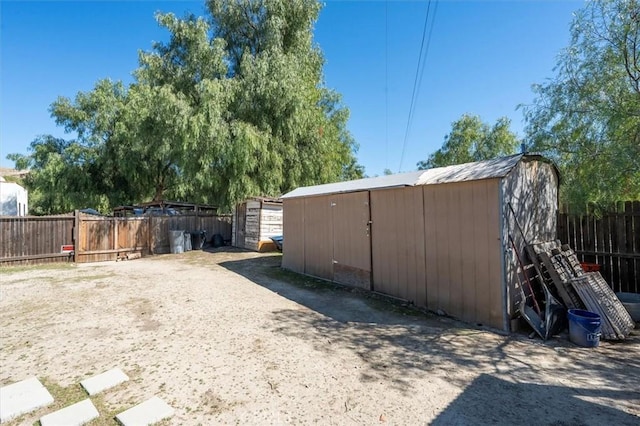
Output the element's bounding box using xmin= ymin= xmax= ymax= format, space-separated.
xmin=523 ymin=0 xmax=640 ymax=209
xmin=10 ymin=0 xmax=362 ymax=214
xmin=417 ymin=114 xmax=520 ymax=170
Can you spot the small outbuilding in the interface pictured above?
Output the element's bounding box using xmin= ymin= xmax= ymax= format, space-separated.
xmin=0 ymin=177 xmax=28 ymax=216
xmin=232 ymin=197 xmax=283 ymax=252
xmin=281 ymin=154 xmax=559 ymax=331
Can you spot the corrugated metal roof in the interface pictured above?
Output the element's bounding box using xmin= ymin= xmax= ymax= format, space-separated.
xmin=282 ymin=170 xmax=425 ymax=199
xmin=415 ymin=154 xmax=524 ymax=185
xmin=282 ymin=154 xmax=529 ymax=199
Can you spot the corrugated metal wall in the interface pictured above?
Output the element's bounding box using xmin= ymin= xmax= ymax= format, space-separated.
xmin=303 ymin=195 xmax=333 ymax=279
xmin=371 ymin=187 xmax=426 ymax=303
xmin=423 ymin=180 xmax=504 ymax=328
xmin=282 ymin=198 xmax=305 ymax=272
xmin=369 ymin=180 xmax=504 ymax=329
xmin=332 ymin=192 xmax=371 ymax=289
xmin=282 ymin=161 xmax=558 ymax=331
xmin=283 ymin=193 xmax=371 ymax=288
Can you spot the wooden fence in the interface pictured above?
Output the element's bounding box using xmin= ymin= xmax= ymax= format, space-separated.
xmin=1 ymin=212 xmax=232 ymax=266
xmin=558 ymin=201 xmax=640 ymax=294
xmin=0 ymin=214 xmax=75 ymax=264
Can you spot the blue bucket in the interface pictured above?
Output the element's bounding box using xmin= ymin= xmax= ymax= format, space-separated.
xmin=568 ymin=309 xmax=601 ymax=347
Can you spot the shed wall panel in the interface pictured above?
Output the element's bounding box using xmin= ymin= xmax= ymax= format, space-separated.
xmin=332 ymin=192 xmax=371 ymax=288
xmin=303 ymin=196 xmax=333 ymax=280
xmin=282 ymin=199 xmax=305 ymax=272
xmin=502 ymin=160 xmax=558 ymax=318
xmin=423 ymin=179 xmax=504 ymax=329
xmin=371 ymin=187 xmax=426 ymax=305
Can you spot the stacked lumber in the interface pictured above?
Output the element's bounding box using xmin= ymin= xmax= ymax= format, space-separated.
xmin=529 ymin=241 xmax=635 ymax=340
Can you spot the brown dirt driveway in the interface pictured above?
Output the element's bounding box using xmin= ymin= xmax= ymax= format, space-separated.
xmin=1 ymin=249 xmax=639 ymax=425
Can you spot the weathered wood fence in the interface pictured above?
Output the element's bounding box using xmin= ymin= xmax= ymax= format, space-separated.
xmin=558 ymin=201 xmax=640 ymax=294
xmin=1 ymin=211 xmax=231 ymax=266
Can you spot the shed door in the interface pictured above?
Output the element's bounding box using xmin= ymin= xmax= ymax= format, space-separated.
xmin=331 ymin=192 xmax=372 ymax=289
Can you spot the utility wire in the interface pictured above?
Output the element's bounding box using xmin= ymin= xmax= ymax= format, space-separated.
xmin=385 ymin=0 xmax=389 ymax=170
xmin=398 ymin=0 xmax=439 ymax=172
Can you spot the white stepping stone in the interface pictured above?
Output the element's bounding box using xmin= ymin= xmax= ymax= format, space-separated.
xmin=40 ymin=399 xmax=99 ymax=426
xmin=0 ymin=376 xmax=54 ymax=423
xmin=80 ymin=368 xmax=128 ymax=396
xmin=115 ymin=396 xmax=174 ymax=426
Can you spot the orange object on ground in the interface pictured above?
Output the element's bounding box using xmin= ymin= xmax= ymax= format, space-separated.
xmin=580 ymin=262 xmax=601 ymax=272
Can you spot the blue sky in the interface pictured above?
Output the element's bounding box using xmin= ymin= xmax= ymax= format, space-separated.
xmin=1 ymin=0 xmax=583 ymax=175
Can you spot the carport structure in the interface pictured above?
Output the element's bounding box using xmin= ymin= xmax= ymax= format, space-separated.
xmin=281 ymin=154 xmax=559 ymax=331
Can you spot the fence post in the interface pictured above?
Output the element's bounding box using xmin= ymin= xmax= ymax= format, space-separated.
xmin=73 ymin=209 xmax=80 ymax=263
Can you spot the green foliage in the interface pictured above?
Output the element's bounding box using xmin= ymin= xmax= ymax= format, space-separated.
xmin=523 ymin=0 xmax=640 ymax=210
xmin=417 ymin=114 xmax=520 ymax=170
xmin=9 ymin=0 xmax=362 ymax=214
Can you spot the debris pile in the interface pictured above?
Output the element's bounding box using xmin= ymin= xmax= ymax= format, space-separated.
xmin=525 ymin=240 xmax=635 ymax=340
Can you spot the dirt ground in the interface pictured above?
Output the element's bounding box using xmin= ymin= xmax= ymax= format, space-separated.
xmin=1 ymin=249 xmax=639 ymax=425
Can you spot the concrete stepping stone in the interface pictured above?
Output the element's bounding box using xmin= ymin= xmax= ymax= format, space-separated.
xmin=0 ymin=376 xmax=54 ymax=423
xmin=80 ymin=368 xmax=128 ymax=396
xmin=40 ymin=399 xmax=99 ymax=426
xmin=115 ymin=396 xmax=174 ymax=426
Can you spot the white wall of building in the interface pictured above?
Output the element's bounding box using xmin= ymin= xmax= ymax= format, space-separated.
xmin=0 ymin=179 xmax=29 ymax=216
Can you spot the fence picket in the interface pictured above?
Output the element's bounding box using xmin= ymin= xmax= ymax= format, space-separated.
xmin=558 ymin=202 xmax=639 ymax=293
xmin=1 ymin=213 xmax=231 ymax=266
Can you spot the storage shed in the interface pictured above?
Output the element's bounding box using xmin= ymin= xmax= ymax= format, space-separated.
xmin=281 ymin=154 xmax=559 ymax=331
xmin=232 ymin=197 xmax=283 ymax=251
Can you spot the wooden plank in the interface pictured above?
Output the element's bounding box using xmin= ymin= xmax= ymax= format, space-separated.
xmin=634 ymin=201 xmax=640 ymax=293
xmin=623 ymin=201 xmax=633 ymax=293
xmin=78 ymin=247 xmax=147 ymax=256
xmin=537 ymin=251 xmax=581 ymax=309
xmin=601 ymin=211 xmax=612 ymax=288
xmin=571 ymin=251 xmax=640 ymax=259
xmin=73 ymin=211 xmax=80 ymax=263
xmin=567 ymin=214 xmax=576 ymax=252
xmin=0 ymin=252 xmax=74 ymax=263
xmin=594 ymin=212 xmax=604 ymax=266
xmin=557 ymin=212 xmax=567 ymax=244
xmin=608 ymin=209 xmax=619 ymax=291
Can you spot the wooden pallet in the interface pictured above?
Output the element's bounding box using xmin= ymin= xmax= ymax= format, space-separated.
xmin=560 ymin=245 xmax=585 ymax=277
xmin=569 ymin=273 xmax=635 ymax=340
xmin=536 ymin=250 xmax=582 ymax=309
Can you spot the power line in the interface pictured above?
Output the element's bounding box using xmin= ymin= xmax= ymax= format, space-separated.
xmin=385 ymin=0 xmax=389 ymax=170
xmin=398 ymin=0 xmax=439 ymax=172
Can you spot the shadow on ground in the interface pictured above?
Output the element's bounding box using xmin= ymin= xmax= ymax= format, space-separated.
xmin=218 ymin=252 xmax=640 ymax=421
xmin=432 ymin=373 xmax=639 ymax=425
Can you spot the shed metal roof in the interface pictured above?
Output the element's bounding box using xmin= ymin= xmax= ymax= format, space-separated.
xmin=282 ymin=154 xmax=537 ymax=199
